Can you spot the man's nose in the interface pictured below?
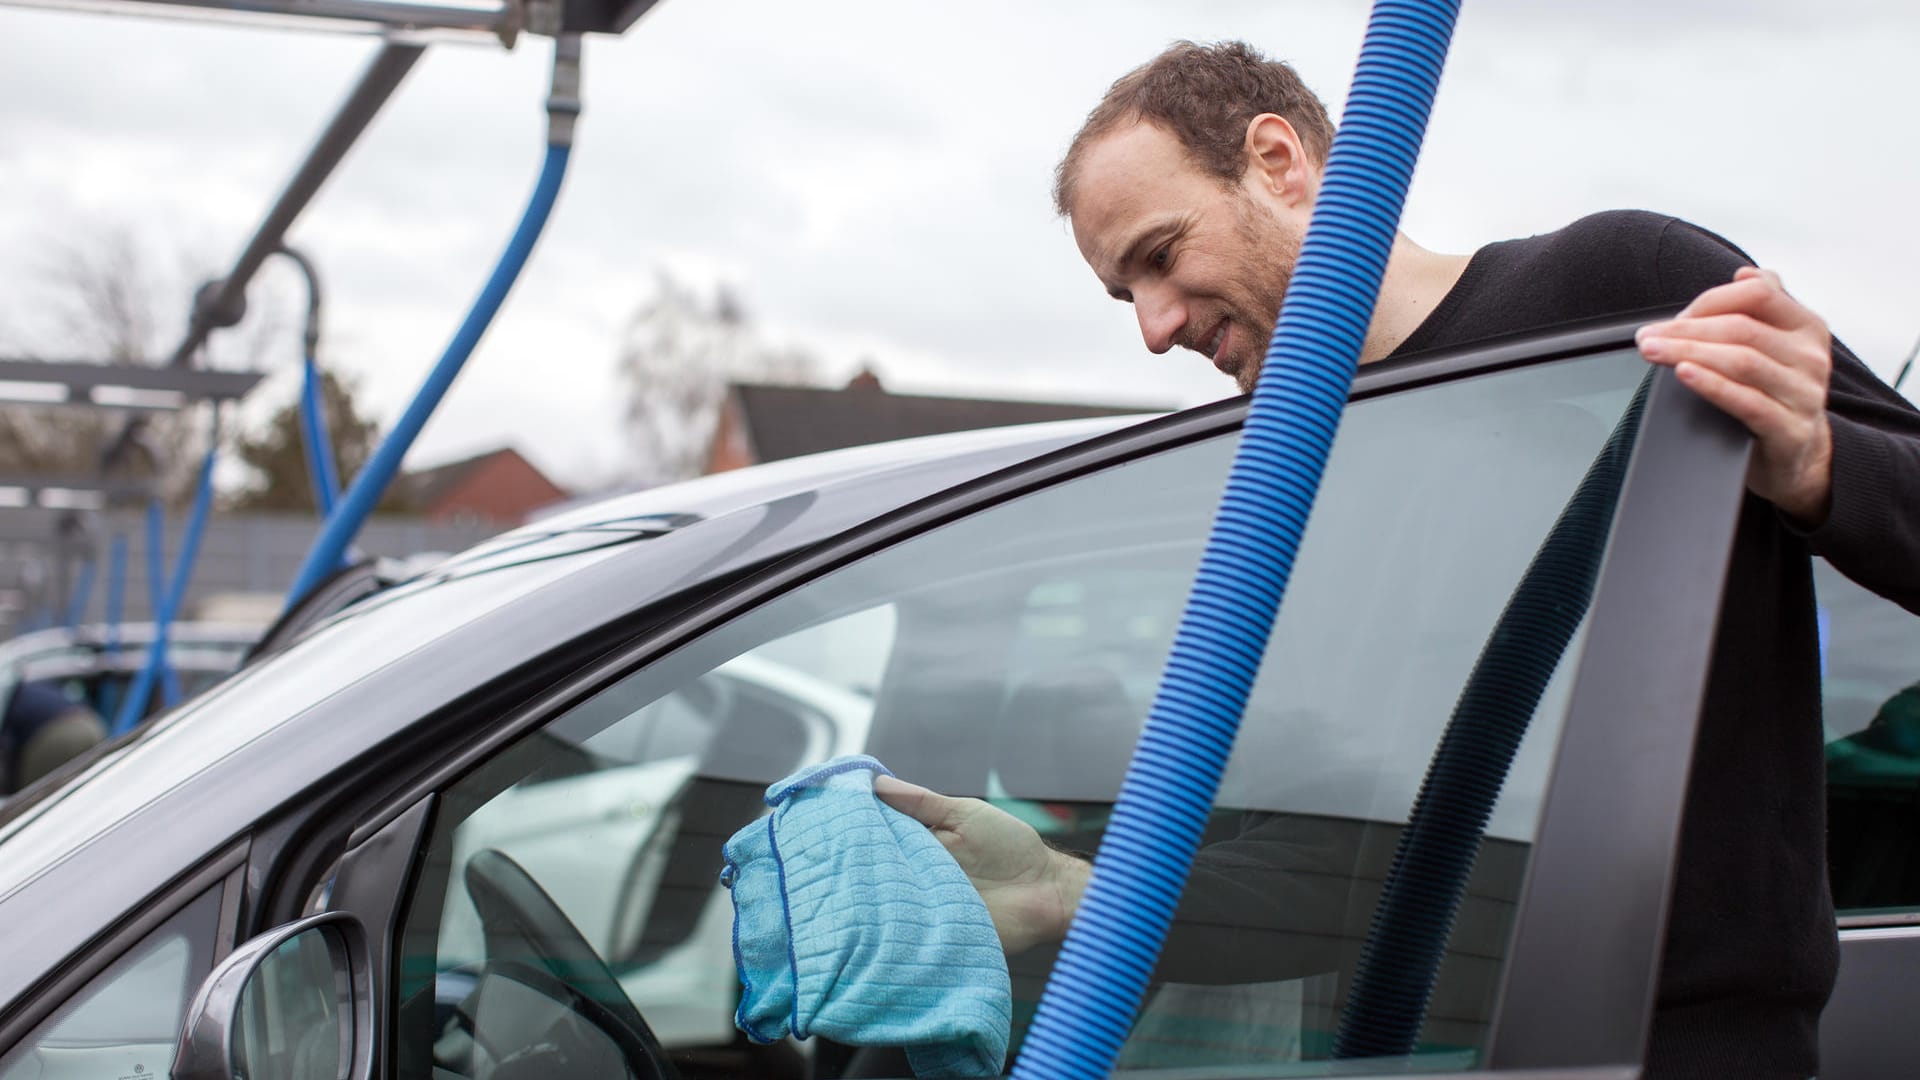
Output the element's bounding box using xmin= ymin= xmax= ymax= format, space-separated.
xmin=1134 ymin=289 xmax=1186 ymax=355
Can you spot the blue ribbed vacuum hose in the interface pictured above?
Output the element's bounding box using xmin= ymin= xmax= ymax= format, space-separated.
xmin=1333 ymin=373 xmax=1651 ymax=1059
xmin=284 ymin=34 xmax=583 ymax=611
xmin=1010 ymin=4 xmax=1461 ymax=1076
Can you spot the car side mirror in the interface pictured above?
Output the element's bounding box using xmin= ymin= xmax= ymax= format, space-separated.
xmin=174 ymin=913 xmax=666 ymax=1080
xmin=172 ymin=912 xmax=370 ymax=1080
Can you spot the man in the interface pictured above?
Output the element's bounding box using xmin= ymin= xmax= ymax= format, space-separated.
xmin=877 ymin=40 xmax=1920 ymax=1078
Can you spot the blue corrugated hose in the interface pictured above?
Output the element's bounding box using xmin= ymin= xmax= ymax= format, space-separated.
xmin=1010 ymin=3 xmax=1462 ymax=1076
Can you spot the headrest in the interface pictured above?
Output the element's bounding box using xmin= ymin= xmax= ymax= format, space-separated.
xmin=991 ymin=665 xmax=1142 ymax=803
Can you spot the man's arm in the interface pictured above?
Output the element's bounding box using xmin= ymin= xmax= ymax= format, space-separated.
xmin=1803 ymin=349 xmax=1920 ymax=614
xmin=872 ymin=775 xmax=1088 ymax=954
xmin=874 ymin=777 xmax=1359 ymax=985
xmin=1636 ymin=266 xmax=1920 ymax=613
xmin=1635 ymin=267 xmax=1835 ymax=523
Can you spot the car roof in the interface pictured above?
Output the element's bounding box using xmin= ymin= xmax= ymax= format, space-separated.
xmin=307 ymin=416 xmax=1151 ymax=626
xmin=527 ymin=415 xmax=1149 ymax=531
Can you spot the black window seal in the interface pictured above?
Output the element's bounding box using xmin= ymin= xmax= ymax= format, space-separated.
xmin=1486 ymin=367 xmax=1753 ymax=1068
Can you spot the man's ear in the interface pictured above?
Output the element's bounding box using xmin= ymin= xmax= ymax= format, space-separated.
xmin=1242 ymin=113 xmax=1315 ymax=208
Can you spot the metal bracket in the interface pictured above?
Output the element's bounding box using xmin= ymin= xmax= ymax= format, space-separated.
xmin=0 ymin=359 xmax=263 ymax=410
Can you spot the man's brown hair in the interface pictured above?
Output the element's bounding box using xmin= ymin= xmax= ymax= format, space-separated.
xmin=1052 ymin=40 xmax=1335 ymax=217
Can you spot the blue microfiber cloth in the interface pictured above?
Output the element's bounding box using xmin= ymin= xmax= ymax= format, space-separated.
xmin=722 ymin=754 xmax=1011 ymax=1078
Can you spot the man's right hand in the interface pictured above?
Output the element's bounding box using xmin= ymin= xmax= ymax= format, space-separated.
xmin=874 ymin=774 xmax=1090 ymax=955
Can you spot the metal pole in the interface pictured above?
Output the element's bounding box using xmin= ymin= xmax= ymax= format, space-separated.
xmin=167 ymin=39 xmax=427 ymax=367
xmin=0 ymin=0 xmax=511 ymax=35
xmin=102 ymin=39 xmax=426 ymax=476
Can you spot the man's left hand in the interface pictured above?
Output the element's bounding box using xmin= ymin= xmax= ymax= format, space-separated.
xmin=1636 ymin=266 xmax=1834 ymax=527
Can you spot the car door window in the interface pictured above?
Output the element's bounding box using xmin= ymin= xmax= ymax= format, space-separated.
xmin=0 ymin=885 xmax=223 ymax=1080
xmin=1819 ymin=561 xmax=1920 ymax=917
xmin=394 ymin=350 xmax=1651 ymax=1077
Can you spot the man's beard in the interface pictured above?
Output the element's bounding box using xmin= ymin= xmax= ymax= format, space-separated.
xmin=1227 ymin=193 xmax=1298 ymax=394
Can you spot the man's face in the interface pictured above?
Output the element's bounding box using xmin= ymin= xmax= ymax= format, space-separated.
xmin=1070 ymin=120 xmax=1302 ymax=394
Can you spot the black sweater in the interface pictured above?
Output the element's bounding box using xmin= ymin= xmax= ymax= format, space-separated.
xmin=1394 ymin=210 xmax=1920 ymax=1076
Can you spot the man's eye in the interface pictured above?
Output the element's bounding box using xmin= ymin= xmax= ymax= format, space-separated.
xmin=1150 ymin=246 xmax=1171 ymax=269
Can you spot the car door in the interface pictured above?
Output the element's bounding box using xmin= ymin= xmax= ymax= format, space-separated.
xmin=1813 ymin=560 xmax=1920 ymax=1078
xmin=202 ymin=323 xmax=1749 ymax=1078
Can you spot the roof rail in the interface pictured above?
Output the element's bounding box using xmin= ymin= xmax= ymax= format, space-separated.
xmin=0 ymin=0 xmax=659 ymax=39
xmin=2 ymin=0 xmax=517 ymax=38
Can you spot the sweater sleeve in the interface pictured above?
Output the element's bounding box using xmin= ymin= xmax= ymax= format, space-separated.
xmin=1788 ymin=345 xmax=1920 ymax=616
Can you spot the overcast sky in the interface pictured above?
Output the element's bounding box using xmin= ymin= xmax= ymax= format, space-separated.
xmin=2 ymin=0 xmax=1916 ymax=491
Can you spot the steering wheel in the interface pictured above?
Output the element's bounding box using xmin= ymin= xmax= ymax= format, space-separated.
xmin=463 ymin=848 xmax=676 ymax=1078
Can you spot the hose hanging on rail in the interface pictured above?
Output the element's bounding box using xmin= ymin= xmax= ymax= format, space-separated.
xmin=278 ymin=244 xmax=341 ymax=516
xmin=1011 ymin=4 xmax=1462 ymax=1076
xmin=112 ymin=411 xmax=221 ymax=736
xmin=1333 ymin=371 xmax=1652 ymax=1059
xmin=283 ymin=33 xmax=583 ymax=611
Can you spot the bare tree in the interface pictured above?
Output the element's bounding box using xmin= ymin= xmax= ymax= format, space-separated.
xmin=225 ymin=367 xmax=410 ymax=514
xmin=0 ymin=224 xmax=287 ymax=504
xmin=615 ymin=273 xmax=819 ymax=485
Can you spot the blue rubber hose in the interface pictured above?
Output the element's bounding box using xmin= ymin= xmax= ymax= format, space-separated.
xmin=283 ymin=142 xmax=572 ymax=609
xmin=300 ymin=352 xmax=341 ymax=517
xmin=285 ymin=35 xmax=580 ymax=612
xmin=1010 ymin=5 xmax=1461 ymax=1076
xmin=139 ymin=499 xmax=177 ymax=712
xmin=113 ymin=434 xmax=219 ymax=736
xmin=1333 ymin=372 xmax=1651 ymax=1059
xmin=278 ymin=244 xmax=339 ymax=516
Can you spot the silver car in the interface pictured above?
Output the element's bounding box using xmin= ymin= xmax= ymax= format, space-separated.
xmin=1 ymin=320 xmax=1917 ymax=1080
